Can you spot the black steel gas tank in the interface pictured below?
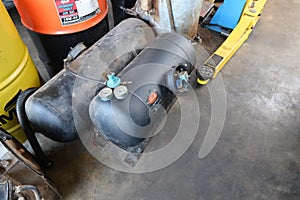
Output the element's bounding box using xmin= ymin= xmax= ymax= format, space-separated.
xmin=89 ymin=32 xmax=196 ymax=150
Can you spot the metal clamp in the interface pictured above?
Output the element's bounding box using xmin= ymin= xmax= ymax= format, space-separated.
xmin=64 ymin=43 xmax=87 ymax=63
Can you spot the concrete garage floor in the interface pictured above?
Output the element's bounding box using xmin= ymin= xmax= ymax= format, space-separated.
xmin=8 ymin=0 xmax=299 ymax=199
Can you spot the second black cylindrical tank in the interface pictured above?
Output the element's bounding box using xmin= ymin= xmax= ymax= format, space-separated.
xmin=89 ymin=32 xmax=196 ymax=150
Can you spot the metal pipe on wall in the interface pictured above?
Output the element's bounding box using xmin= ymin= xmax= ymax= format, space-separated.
xmin=171 ymin=0 xmax=204 ymax=38
xmin=134 ymin=0 xmax=204 ymax=39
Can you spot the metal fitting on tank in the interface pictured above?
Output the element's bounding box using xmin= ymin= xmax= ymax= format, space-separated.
xmin=98 ymin=88 xmax=113 ymax=101
xmin=114 ymin=85 xmax=129 ymax=100
xmin=106 ymin=73 xmax=121 ymax=88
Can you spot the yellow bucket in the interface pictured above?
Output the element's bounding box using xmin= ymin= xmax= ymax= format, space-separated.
xmin=0 ymin=2 xmax=41 ymax=142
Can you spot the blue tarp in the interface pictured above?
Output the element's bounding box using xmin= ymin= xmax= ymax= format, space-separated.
xmin=205 ymin=0 xmax=247 ymax=33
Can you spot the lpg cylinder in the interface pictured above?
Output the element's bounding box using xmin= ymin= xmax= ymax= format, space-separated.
xmin=14 ymin=0 xmax=109 ymax=77
xmin=89 ymin=32 xmax=196 ymax=150
xmin=0 ymin=2 xmax=41 ymax=142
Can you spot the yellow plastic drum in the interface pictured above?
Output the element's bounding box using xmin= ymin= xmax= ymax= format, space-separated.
xmin=0 ymin=3 xmax=40 ymax=142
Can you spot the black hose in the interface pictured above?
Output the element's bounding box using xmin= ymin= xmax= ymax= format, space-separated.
xmin=16 ymin=88 xmax=52 ymax=168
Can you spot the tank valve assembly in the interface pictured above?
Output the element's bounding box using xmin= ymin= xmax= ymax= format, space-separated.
xmin=106 ymin=73 xmax=122 ymax=89
xmin=99 ymin=73 xmax=130 ymax=101
xmin=166 ymin=64 xmax=192 ymax=93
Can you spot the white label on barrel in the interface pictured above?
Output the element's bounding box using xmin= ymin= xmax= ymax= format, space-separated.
xmin=76 ymin=0 xmax=99 ymax=18
xmin=55 ymin=0 xmax=101 ymax=26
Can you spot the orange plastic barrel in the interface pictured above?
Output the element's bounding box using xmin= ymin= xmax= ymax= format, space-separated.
xmin=0 ymin=2 xmax=41 ymax=142
xmin=14 ymin=0 xmax=108 ymax=35
xmin=14 ymin=0 xmax=109 ymax=76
